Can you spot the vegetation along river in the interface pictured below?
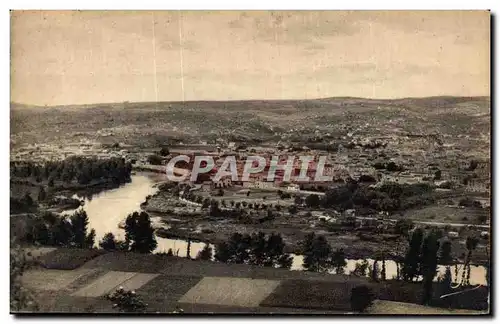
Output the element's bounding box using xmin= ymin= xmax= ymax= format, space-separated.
xmin=63 ymin=173 xmax=487 ymax=285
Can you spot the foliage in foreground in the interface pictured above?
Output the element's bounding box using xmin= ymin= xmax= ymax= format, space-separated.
xmin=10 ymin=244 xmax=38 ymax=312
xmin=214 ymin=232 xmax=293 ymax=269
xmin=301 ymin=232 xmax=346 ymax=273
xmin=106 ymin=287 xmax=148 ymax=313
xmin=350 ymin=285 xmax=376 ymax=313
xmin=25 ymin=210 xmax=96 ymax=249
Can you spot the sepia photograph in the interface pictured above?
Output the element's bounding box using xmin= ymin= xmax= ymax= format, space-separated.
xmin=9 ymin=9 xmax=491 ymax=315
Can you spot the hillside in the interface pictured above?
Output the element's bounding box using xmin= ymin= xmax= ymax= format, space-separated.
xmin=10 ymin=96 xmax=490 ymax=147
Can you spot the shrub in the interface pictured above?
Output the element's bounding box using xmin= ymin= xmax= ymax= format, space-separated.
xmin=350 ymin=285 xmax=376 ymax=313
xmin=106 ymin=287 xmax=147 ymax=313
xmin=147 ymin=155 xmax=163 ymax=166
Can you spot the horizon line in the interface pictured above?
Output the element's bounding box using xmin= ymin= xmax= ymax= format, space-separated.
xmin=10 ymin=94 xmax=491 ymax=108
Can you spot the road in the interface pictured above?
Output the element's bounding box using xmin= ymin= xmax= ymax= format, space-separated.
xmin=356 ymin=216 xmax=489 ymax=229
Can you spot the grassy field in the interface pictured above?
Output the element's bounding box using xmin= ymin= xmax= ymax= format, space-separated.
xmin=17 ymin=246 xmax=490 ymax=314
xmin=37 ymin=248 xmax=106 ymax=270
xmin=261 ymin=278 xmax=368 ymax=311
xmin=402 ymin=205 xmax=490 ymax=224
xmin=368 ymin=300 xmax=488 ymax=315
xmin=179 ymin=277 xmax=281 ymax=307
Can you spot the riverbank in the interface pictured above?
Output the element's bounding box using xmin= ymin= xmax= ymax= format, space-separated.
xmin=22 ymin=172 xmax=486 ymax=284
xmin=145 ymin=200 xmax=489 ymax=265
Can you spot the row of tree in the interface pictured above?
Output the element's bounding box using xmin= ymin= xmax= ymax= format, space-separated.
xmin=214 ymin=232 xmax=293 ymax=268
xmin=25 ymin=210 xmax=96 ymax=248
xmin=314 ymin=181 xmax=435 ymax=212
xmin=400 ymin=228 xmax=480 ymax=305
xmin=11 ymin=156 xmax=132 ymax=185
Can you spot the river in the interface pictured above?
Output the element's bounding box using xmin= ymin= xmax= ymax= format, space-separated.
xmin=63 ymin=173 xmax=487 ymax=285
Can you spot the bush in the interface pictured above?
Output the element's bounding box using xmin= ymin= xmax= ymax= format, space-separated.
xmin=106 ymin=287 xmax=147 ymax=313
xmin=147 ymin=155 xmax=163 ymax=165
xmin=350 ymin=285 xmax=376 ymax=313
xmin=477 ymin=214 xmax=488 ymax=224
xmin=159 ymin=146 xmax=169 ymax=156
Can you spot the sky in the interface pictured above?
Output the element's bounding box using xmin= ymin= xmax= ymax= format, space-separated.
xmin=11 ymin=10 xmax=490 ymax=106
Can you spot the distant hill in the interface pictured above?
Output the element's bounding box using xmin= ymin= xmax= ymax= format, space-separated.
xmin=10 ymin=96 xmax=490 ymax=147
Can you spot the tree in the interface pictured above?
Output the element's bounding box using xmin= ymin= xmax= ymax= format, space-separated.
xmin=358 ymin=175 xmax=377 ymax=183
xmin=294 ymin=195 xmax=303 ymax=205
xmin=86 ymin=229 xmax=96 ymax=249
xmin=302 ymin=233 xmax=333 ymax=272
xmin=214 ymin=233 xmax=251 ymax=264
xmin=434 ymin=170 xmax=442 ymax=180
xmin=439 ymin=239 xmax=454 ymax=293
xmin=100 ymin=232 xmax=117 ymax=251
xmin=351 ymin=259 xmax=369 ymax=277
xmin=23 ymin=193 xmax=34 ymax=206
xmin=350 ymin=285 xmax=375 ymax=313
xmin=421 ymin=230 xmax=441 ymax=305
xmin=331 ymin=249 xmax=347 ymax=274
xmin=69 ymin=210 xmax=95 ymax=248
xmin=374 ymin=251 xmax=388 ymax=281
xmin=386 ymin=161 xmax=403 ymax=172
xmin=371 ymin=260 xmax=379 ymax=281
xmin=461 ymin=236 xmax=479 ymax=286
xmin=37 ymin=187 xmax=47 ymax=202
xmin=10 ymin=245 xmax=39 ymax=312
xmin=402 ymin=228 xmax=424 ymax=282
xmin=467 ymin=160 xmax=478 ymax=171
xmin=249 ymin=232 xmax=292 ymax=269
xmin=147 ymin=155 xmax=163 ymax=165
xmin=106 ymin=287 xmax=147 ymax=313
xmin=125 ymin=211 xmax=158 ymax=253
xmin=305 ymin=194 xmax=320 ymax=208
xmin=214 ymin=232 xmax=292 ymax=269
xmin=159 ymin=146 xmax=170 ymax=156
xmin=438 ymin=266 xmax=453 ymax=297
xmin=52 ymin=217 xmax=73 ymax=246
xmin=116 ymin=240 xmax=130 ymax=251
xmin=439 ymin=240 xmax=453 ymax=265
xmin=196 ymin=244 xmax=213 ymax=260
xmin=476 ymin=214 xmax=488 ymax=224
xmin=209 ymin=200 xmax=221 ymax=217
xmin=394 ymin=219 xmax=413 ymax=237
xmin=186 ymin=238 xmax=192 ymax=259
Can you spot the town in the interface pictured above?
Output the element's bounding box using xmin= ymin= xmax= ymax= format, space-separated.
xmin=10 ymin=10 xmax=491 ymax=316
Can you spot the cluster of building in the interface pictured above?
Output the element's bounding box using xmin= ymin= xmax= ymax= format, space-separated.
xmin=12 ymin=131 xmax=490 ymax=196
xmin=163 ymin=136 xmax=491 ymax=196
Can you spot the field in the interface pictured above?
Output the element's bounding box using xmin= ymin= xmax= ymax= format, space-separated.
xmin=17 ymin=246 xmax=490 ymax=313
xmin=401 ymin=205 xmax=489 ymax=225
xmin=368 ymin=300 xmax=487 ymax=315
xmin=37 ymin=248 xmax=106 ymax=270
xmin=179 ymin=277 xmax=281 ymax=307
